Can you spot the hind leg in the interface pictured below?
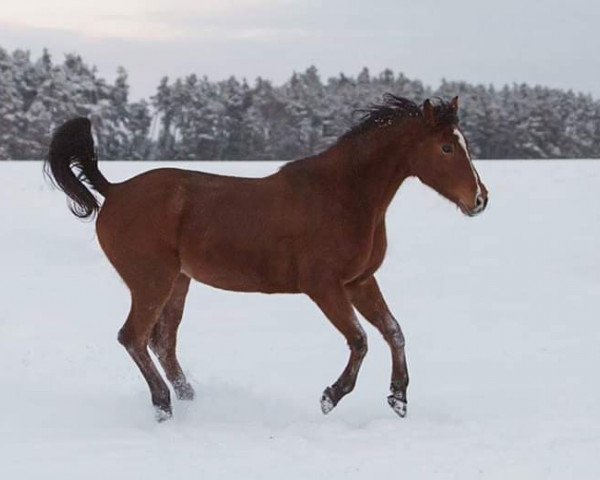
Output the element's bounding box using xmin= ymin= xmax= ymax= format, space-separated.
xmin=118 ymin=267 xmax=179 ymax=421
xmin=149 ymin=273 xmax=195 ymax=401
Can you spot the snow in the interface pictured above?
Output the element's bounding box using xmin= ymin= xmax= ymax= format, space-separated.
xmin=1 ymin=160 xmax=599 ymax=479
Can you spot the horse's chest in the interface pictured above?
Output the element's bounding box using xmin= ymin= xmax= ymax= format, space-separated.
xmin=362 ymin=223 xmax=388 ymax=273
xmin=339 ymin=222 xmax=388 ymax=282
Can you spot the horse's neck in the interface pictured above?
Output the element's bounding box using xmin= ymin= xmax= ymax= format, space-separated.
xmin=323 ymin=134 xmax=412 ymax=219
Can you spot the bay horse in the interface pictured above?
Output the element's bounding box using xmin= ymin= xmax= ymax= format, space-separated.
xmin=45 ymin=95 xmax=488 ymax=421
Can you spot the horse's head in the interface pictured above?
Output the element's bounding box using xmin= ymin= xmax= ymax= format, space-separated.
xmin=411 ymin=97 xmax=488 ymax=217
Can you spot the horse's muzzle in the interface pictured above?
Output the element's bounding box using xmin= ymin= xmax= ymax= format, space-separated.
xmin=460 ymin=194 xmax=488 ymax=217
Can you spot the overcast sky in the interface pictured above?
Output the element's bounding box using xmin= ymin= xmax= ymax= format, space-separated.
xmin=2 ymin=0 xmax=599 ymax=100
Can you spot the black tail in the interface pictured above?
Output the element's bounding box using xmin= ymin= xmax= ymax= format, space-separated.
xmin=45 ymin=118 xmax=111 ymax=219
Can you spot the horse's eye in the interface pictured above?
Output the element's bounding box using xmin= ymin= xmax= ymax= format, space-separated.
xmin=441 ymin=144 xmax=453 ymax=155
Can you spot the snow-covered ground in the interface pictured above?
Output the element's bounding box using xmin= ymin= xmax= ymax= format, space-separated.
xmin=1 ymin=160 xmax=599 ymax=479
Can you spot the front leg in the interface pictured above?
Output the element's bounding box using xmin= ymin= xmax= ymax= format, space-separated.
xmin=307 ymin=279 xmax=368 ymax=414
xmin=347 ymin=276 xmax=409 ymax=417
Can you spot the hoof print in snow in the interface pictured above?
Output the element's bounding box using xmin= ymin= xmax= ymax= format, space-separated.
xmin=387 ymin=394 xmax=407 ymax=418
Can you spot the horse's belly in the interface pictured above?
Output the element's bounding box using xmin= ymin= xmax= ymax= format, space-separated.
xmin=184 ymin=267 xmax=294 ymax=293
xmin=180 ymin=242 xmax=299 ymax=294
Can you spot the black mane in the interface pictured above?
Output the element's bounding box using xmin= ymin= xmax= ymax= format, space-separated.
xmin=341 ymin=94 xmax=458 ymax=140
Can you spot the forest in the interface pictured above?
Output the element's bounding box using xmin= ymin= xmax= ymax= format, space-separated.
xmin=1 ymin=46 xmax=598 ymax=160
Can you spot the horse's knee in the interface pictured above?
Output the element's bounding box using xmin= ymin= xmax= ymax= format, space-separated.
xmin=349 ymin=332 xmax=368 ymax=358
xmin=383 ymin=318 xmax=405 ymax=348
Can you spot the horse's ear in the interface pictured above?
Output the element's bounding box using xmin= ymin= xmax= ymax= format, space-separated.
xmin=423 ymin=99 xmax=435 ymax=126
xmin=450 ymin=96 xmax=459 ymax=112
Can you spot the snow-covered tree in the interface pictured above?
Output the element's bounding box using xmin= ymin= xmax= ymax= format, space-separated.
xmin=1 ymin=43 xmax=599 ymax=160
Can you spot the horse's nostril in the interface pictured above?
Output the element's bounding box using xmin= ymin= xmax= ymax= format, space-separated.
xmin=476 ymin=195 xmax=484 ymax=208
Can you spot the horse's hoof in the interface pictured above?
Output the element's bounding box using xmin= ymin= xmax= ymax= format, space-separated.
xmin=175 ymin=383 xmax=195 ymax=401
xmin=387 ymin=394 xmax=407 ymax=418
xmin=154 ymin=405 xmax=173 ymax=422
xmin=320 ymin=388 xmax=336 ymax=415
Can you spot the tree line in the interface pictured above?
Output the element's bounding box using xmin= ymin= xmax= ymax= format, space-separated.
xmin=1 ymin=46 xmax=598 ymax=160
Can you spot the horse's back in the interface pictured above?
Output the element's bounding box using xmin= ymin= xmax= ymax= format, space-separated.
xmin=97 ymin=167 xmax=267 ymax=230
